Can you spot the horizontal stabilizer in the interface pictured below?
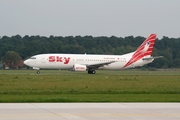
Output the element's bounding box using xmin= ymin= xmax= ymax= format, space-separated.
xmin=142 ymin=56 xmax=163 ymax=60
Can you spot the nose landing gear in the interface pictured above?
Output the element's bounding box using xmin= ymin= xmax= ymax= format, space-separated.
xmin=37 ymin=70 xmax=40 ymax=74
xmin=32 ymin=67 xmax=40 ymax=74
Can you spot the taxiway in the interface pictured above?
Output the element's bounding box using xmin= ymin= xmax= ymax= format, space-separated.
xmin=0 ymin=103 xmax=180 ymax=120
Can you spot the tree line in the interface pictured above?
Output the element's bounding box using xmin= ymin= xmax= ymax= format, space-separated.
xmin=0 ymin=34 xmax=180 ymax=69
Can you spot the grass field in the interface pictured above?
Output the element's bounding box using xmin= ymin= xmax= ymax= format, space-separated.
xmin=0 ymin=69 xmax=180 ymax=102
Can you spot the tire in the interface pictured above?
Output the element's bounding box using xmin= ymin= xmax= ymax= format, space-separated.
xmin=92 ymin=70 xmax=96 ymax=74
xmin=37 ymin=70 xmax=40 ymax=74
xmin=88 ymin=69 xmax=91 ymax=74
xmin=88 ymin=69 xmax=96 ymax=74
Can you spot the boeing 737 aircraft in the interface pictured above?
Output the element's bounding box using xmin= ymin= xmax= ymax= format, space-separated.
xmin=24 ymin=34 xmax=162 ymax=74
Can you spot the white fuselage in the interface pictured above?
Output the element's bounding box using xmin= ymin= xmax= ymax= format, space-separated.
xmin=24 ymin=53 xmax=153 ymax=70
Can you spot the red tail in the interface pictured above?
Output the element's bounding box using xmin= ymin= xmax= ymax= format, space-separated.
xmin=123 ymin=34 xmax=156 ymax=68
xmin=134 ymin=34 xmax=156 ymax=57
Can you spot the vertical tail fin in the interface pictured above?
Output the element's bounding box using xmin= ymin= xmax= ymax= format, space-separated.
xmin=134 ymin=34 xmax=156 ymax=57
xmin=123 ymin=34 xmax=156 ymax=68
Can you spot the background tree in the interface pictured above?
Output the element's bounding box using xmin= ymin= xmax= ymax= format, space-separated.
xmin=0 ymin=35 xmax=180 ymax=68
xmin=3 ymin=51 xmax=22 ymax=69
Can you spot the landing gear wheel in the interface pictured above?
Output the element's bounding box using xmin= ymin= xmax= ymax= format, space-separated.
xmin=37 ymin=70 xmax=40 ymax=74
xmin=92 ymin=70 xmax=96 ymax=74
xmin=88 ymin=69 xmax=96 ymax=74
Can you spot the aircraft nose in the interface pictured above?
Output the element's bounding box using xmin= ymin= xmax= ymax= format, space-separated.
xmin=24 ymin=59 xmax=30 ymax=66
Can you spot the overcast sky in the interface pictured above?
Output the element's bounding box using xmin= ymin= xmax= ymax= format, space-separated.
xmin=0 ymin=0 xmax=180 ymax=38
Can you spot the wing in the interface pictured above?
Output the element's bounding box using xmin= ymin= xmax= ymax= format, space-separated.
xmin=86 ymin=61 xmax=116 ymax=69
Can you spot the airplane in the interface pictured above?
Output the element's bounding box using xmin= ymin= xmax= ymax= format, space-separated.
xmin=24 ymin=34 xmax=162 ymax=74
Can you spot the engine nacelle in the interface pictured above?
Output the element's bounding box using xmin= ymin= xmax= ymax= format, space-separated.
xmin=73 ymin=64 xmax=87 ymax=71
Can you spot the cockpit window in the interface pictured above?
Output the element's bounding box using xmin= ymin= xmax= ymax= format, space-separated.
xmin=30 ymin=57 xmax=36 ymax=59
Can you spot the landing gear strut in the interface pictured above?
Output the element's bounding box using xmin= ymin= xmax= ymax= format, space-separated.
xmin=88 ymin=69 xmax=96 ymax=74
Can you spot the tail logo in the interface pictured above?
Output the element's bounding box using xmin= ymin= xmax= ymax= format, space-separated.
xmin=123 ymin=34 xmax=156 ymax=68
xmin=142 ymin=42 xmax=150 ymax=53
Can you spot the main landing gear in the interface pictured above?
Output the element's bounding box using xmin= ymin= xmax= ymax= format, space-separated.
xmin=88 ymin=69 xmax=96 ymax=74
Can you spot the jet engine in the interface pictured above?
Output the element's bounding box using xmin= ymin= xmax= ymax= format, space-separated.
xmin=72 ymin=64 xmax=87 ymax=71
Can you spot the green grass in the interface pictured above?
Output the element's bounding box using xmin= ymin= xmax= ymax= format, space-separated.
xmin=0 ymin=69 xmax=180 ymax=102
